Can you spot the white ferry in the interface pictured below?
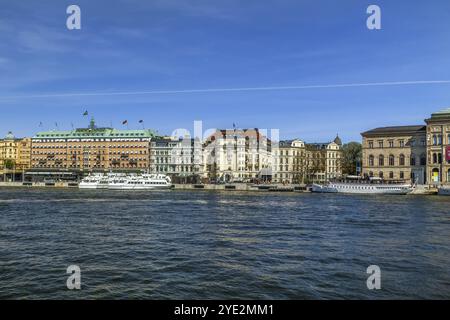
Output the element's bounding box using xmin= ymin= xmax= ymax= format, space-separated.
xmin=79 ymin=173 xmax=172 ymax=190
xmin=111 ymin=174 xmax=172 ymax=190
xmin=78 ymin=173 xmax=105 ymax=189
xmin=311 ymin=176 xmax=414 ymax=195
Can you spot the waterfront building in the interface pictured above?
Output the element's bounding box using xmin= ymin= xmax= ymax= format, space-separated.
xmin=30 ymin=118 xmax=155 ymax=180
xmin=272 ymin=137 xmax=342 ymax=184
xmin=304 ymin=136 xmax=343 ymax=183
xmin=272 ymin=139 xmax=306 ymax=184
xmin=0 ymin=132 xmax=31 ymax=182
xmin=203 ymin=128 xmax=272 ymax=182
xmin=149 ymin=136 xmax=203 ymax=183
xmin=361 ymin=126 xmax=427 ymax=184
xmin=425 ymin=108 xmax=450 ymax=184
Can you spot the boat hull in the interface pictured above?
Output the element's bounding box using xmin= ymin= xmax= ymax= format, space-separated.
xmin=109 ymin=185 xmax=172 ymax=190
xmin=311 ymin=183 xmax=413 ymax=195
xmin=78 ymin=183 xmax=98 ymax=189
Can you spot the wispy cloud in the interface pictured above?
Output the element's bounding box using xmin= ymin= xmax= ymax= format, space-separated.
xmin=2 ymin=80 xmax=450 ymax=100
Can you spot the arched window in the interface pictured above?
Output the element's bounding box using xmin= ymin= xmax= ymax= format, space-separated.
xmin=410 ymin=154 xmax=416 ymax=166
xmin=432 ymin=168 xmax=440 ymax=183
xmin=369 ymin=171 xmax=374 ymax=177
xmin=399 ymin=154 xmax=405 ymax=166
xmin=379 ymin=155 xmax=384 ymax=166
xmin=379 ymin=171 xmax=384 ymax=178
xmin=389 ymin=171 xmax=394 ymax=179
xmin=369 ymin=155 xmax=374 ymax=166
xmin=389 ymin=155 xmax=395 ymax=166
xmin=433 ymin=153 xmax=438 ymax=164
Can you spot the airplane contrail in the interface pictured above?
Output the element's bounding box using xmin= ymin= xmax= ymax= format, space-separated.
xmin=1 ymin=80 xmax=450 ymax=99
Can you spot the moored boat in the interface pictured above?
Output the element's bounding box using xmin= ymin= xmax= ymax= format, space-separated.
xmin=311 ymin=176 xmax=413 ymax=195
xmin=79 ymin=173 xmax=172 ymax=190
xmin=78 ymin=173 xmax=104 ymax=189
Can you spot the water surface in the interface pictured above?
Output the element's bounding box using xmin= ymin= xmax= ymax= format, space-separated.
xmin=0 ymin=188 xmax=449 ymax=299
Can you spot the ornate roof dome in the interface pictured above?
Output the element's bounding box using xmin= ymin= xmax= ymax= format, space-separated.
xmin=5 ymin=131 xmax=15 ymax=140
xmin=333 ymin=134 xmax=342 ymax=145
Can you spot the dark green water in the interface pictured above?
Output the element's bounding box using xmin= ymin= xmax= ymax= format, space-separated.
xmin=0 ymin=188 xmax=449 ymax=299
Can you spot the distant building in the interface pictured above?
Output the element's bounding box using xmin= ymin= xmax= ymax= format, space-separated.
xmin=361 ymin=108 xmax=450 ymax=185
xmin=30 ymin=118 xmax=155 ymax=180
xmin=271 ymin=136 xmax=342 ymax=184
xmin=425 ymin=108 xmax=450 ymax=184
xmin=149 ymin=136 xmax=203 ymax=183
xmin=361 ymin=126 xmax=427 ymax=184
xmin=203 ymin=128 xmax=272 ymax=182
xmin=305 ymin=137 xmax=342 ymax=183
xmin=0 ymin=132 xmax=31 ymax=182
xmin=272 ymin=139 xmax=306 ymax=184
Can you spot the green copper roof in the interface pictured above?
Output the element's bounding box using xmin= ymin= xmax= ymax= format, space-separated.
xmin=33 ymin=127 xmax=156 ymax=139
xmin=4 ymin=131 xmax=15 ymax=140
xmin=431 ymin=107 xmax=450 ymax=116
xmin=427 ymin=107 xmax=450 ymax=121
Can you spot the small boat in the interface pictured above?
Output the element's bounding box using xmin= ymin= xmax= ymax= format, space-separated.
xmin=311 ymin=176 xmax=413 ymax=195
xmin=438 ymin=186 xmax=450 ymax=196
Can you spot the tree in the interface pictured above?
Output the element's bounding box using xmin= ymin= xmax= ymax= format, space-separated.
xmin=341 ymin=142 xmax=362 ymax=176
xmin=4 ymin=159 xmax=15 ymax=170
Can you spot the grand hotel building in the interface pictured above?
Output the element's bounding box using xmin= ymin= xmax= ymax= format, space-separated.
xmin=30 ymin=118 xmax=155 ymax=178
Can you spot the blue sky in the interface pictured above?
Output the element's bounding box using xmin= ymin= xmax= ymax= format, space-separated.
xmin=1 ymin=0 xmax=450 ymax=142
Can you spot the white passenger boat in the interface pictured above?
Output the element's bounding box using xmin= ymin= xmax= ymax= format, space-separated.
xmin=438 ymin=186 xmax=450 ymax=196
xmin=78 ymin=173 xmax=104 ymax=189
xmin=311 ymin=176 xmax=413 ymax=195
xmin=117 ymin=174 xmax=172 ymax=190
xmin=79 ymin=173 xmax=172 ymax=190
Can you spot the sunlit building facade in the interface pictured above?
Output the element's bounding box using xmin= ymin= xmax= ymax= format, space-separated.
xmin=30 ymin=118 xmax=155 ymax=177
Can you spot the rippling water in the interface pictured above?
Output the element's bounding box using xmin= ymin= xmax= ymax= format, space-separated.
xmin=0 ymin=188 xmax=449 ymax=299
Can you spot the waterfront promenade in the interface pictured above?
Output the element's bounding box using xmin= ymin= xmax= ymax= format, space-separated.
xmin=0 ymin=181 xmax=439 ymax=194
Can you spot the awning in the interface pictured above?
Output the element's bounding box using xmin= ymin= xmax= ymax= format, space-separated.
xmin=25 ymin=172 xmax=78 ymax=175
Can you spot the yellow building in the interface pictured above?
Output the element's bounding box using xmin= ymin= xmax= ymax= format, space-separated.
xmin=0 ymin=132 xmax=32 ymax=182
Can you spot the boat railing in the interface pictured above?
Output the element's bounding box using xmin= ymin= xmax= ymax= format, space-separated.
xmin=329 ymin=176 xmax=409 ymax=185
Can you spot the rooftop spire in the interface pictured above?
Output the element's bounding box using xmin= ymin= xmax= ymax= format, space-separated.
xmin=89 ymin=117 xmax=96 ymax=130
xmin=334 ymin=134 xmax=342 ymax=145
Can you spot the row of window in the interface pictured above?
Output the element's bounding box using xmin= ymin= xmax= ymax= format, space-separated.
xmin=431 ymin=134 xmax=450 ymax=146
xmin=367 ymin=139 xmax=417 ymax=149
xmin=368 ymin=154 xmax=426 ymax=167
xmin=32 ymin=144 xmax=147 ymax=149
xmin=33 ymin=164 xmax=149 ymax=168
xmin=367 ymin=171 xmax=409 ymax=179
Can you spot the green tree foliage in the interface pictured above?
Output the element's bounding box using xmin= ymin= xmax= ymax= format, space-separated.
xmin=341 ymin=142 xmax=362 ymax=175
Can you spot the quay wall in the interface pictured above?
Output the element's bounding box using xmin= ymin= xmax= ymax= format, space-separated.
xmin=0 ymin=182 xmax=307 ymax=192
xmin=0 ymin=182 xmax=440 ymax=194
